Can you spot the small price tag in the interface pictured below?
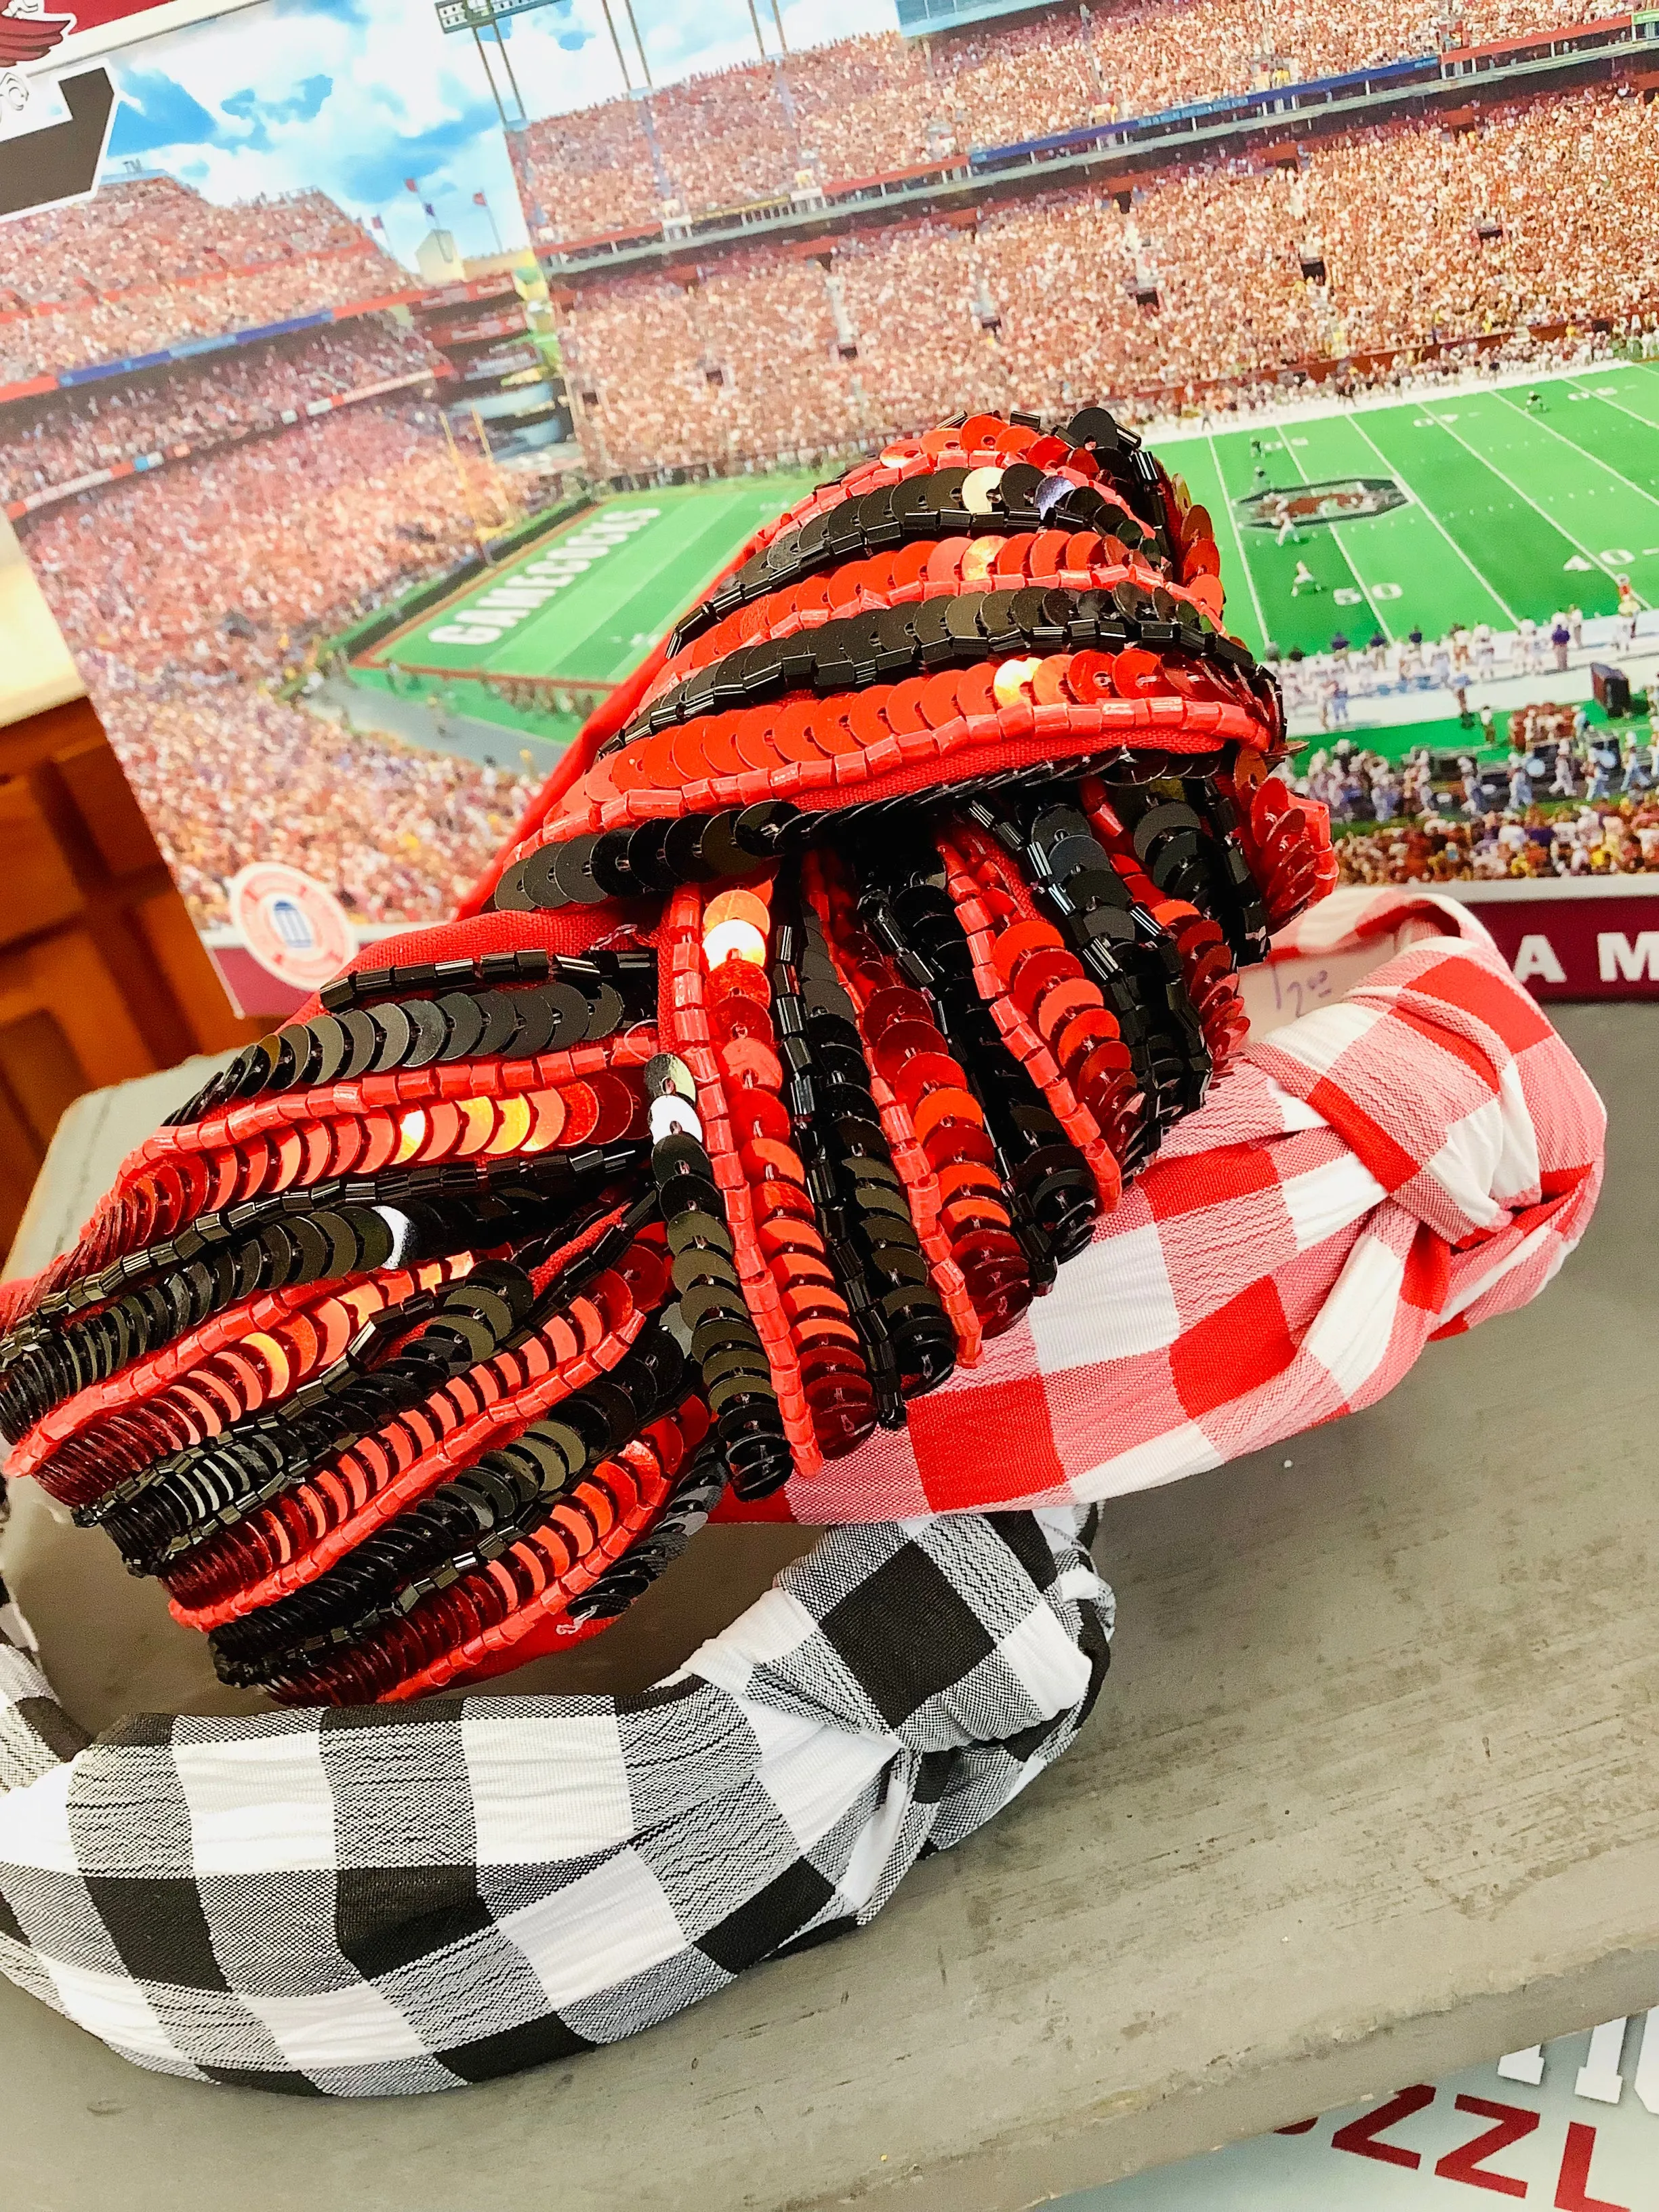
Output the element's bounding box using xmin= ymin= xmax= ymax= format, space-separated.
xmin=1240 ymin=920 xmax=1448 ymax=1038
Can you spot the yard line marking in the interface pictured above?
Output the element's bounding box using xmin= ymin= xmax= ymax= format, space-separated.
xmin=1494 ymin=388 xmax=1659 ymax=549
xmin=1277 ymin=426 xmax=1395 ymax=642
xmin=1418 ymin=403 xmax=1647 ymax=609
xmin=1346 ymin=412 xmax=1519 ymax=626
xmin=1558 ymin=369 xmax=1659 ymax=438
xmin=1205 ymin=431 xmax=1272 ymax=648
xmin=1552 ymin=375 xmax=1659 ymax=526
xmin=585 ymin=492 xmax=752 ymax=680
xmin=1559 ymin=369 xmax=1659 ymax=434
xmin=489 ymin=487 xmax=769 ymax=684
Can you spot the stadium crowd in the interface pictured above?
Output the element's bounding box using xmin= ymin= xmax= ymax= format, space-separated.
xmin=1334 ymin=792 xmax=1659 ymax=881
xmin=22 ymin=402 xmax=511 ymax=683
xmin=88 ymin=667 xmax=538 ymax=929
xmin=1136 ymin=320 xmax=1626 ymax=434
xmin=774 ymin=35 xmax=945 ymax=190
xmin=510 ymin=101 xmax=663 ymax=240
xmin=649 ymin=60 xmax=803 ymax=215
xmin=20 ymin=397 xmax=535 ymax=927
xmin=558 ymin=83 xmax=1659 ymax=475
xmin=1 ymin=320 xmax=434 ymax=506
xmin=0 ymin=176 xmax=404 ymax=383
xmin=561 ymin=252 xmax=869 ymax=473
xmin=514 ymin=0 xmax=1632 ymax=240
xmin=1298 ymin=85 xmax=1659 ymax=355
xmin=1303 ymin=720 xmax=1659 ymax=884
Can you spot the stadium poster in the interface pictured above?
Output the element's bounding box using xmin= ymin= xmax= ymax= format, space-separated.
xmin=5 ymin=0 xmax=1659 ymax=1014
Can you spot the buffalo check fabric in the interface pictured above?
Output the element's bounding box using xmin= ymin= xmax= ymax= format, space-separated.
xmin=744 ymin=930 xmax=1603 ymax=1522
xmin=0 ymin=924 xmax=1600 ymax=2093
xmin=0 ymin=1511 xmax=1111 ymax=2093
xmin=1262 ymin=881 xmax=1500 ymax=963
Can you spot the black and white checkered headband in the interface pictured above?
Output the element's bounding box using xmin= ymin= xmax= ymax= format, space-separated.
xmin=0 ymin=1507 xmax=1110 ymax=2095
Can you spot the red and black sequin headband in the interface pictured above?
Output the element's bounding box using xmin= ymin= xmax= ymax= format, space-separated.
xmin=0 ymin=404 xmax=1336 ymax=1706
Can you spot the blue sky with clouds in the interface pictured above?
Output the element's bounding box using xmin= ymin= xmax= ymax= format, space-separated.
xmin=103 ymin=0 xmax=900 ymax=265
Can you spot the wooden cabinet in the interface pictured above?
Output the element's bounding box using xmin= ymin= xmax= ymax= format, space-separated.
xmin=0 ymin=696 xmax=259 ymax=1249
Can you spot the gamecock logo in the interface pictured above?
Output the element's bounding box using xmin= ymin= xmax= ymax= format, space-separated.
xmin=0 ymin=2 xmax=75 ymax=68
xmin=1236 ymin=476 xmax=1408 ymax=529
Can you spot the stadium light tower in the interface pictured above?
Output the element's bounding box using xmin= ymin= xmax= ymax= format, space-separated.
xmin=597 ymin=0 xmax=632 ymax=89
xmin=620 ymin=0 xmax=653 ymax=87
xmin=491 ymin=21 xmax=527 ymax=119
xmin=435 ymin=0 xmax=583 ymax=123
xmin=472 ymin=34 xmax=511 ymax=127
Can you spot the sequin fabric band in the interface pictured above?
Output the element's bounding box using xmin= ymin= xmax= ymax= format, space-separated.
xmin=0 ymin=405 xmax=1336 ymax=1705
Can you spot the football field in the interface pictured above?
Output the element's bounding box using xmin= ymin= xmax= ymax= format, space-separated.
xmin=1168 ymin=362 xmax=1659 ymax=659
xmin=346 ymin=364 xmax=1659 ymax=760
xmin=357 ymin=474 xmax=815 ymax=705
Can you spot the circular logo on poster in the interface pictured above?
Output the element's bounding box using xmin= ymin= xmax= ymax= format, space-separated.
xmin=1235 ymin=476 xmax=1407 ymax=530
xmin=226 ymin=865 xmax=355 ymax=991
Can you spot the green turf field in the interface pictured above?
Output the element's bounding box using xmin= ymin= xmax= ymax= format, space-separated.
xmin=1166 ymin=362 xmax=1659 ymax=658
xmin=344 ymin=365 xmax=1659 ymax=757
xmin=361 ymin=475 xmax=815 ymax=695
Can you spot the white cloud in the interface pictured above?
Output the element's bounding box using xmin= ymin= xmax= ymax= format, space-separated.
xmin=106 ymin=0 xmax=904 ymax=264
xmin=544 ymin=0 xmax=899 ymax=96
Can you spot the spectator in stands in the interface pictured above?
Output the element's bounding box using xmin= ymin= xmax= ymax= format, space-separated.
xmin=0 ymin=175 xmax=403 ymax=383
xmin=2 ymin=321 xmax=434 ymax=506
xmin=19 ymin=401 xmax=534 ymax=928
xmin=545 ymin=81 xmax=1659 ymax=480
